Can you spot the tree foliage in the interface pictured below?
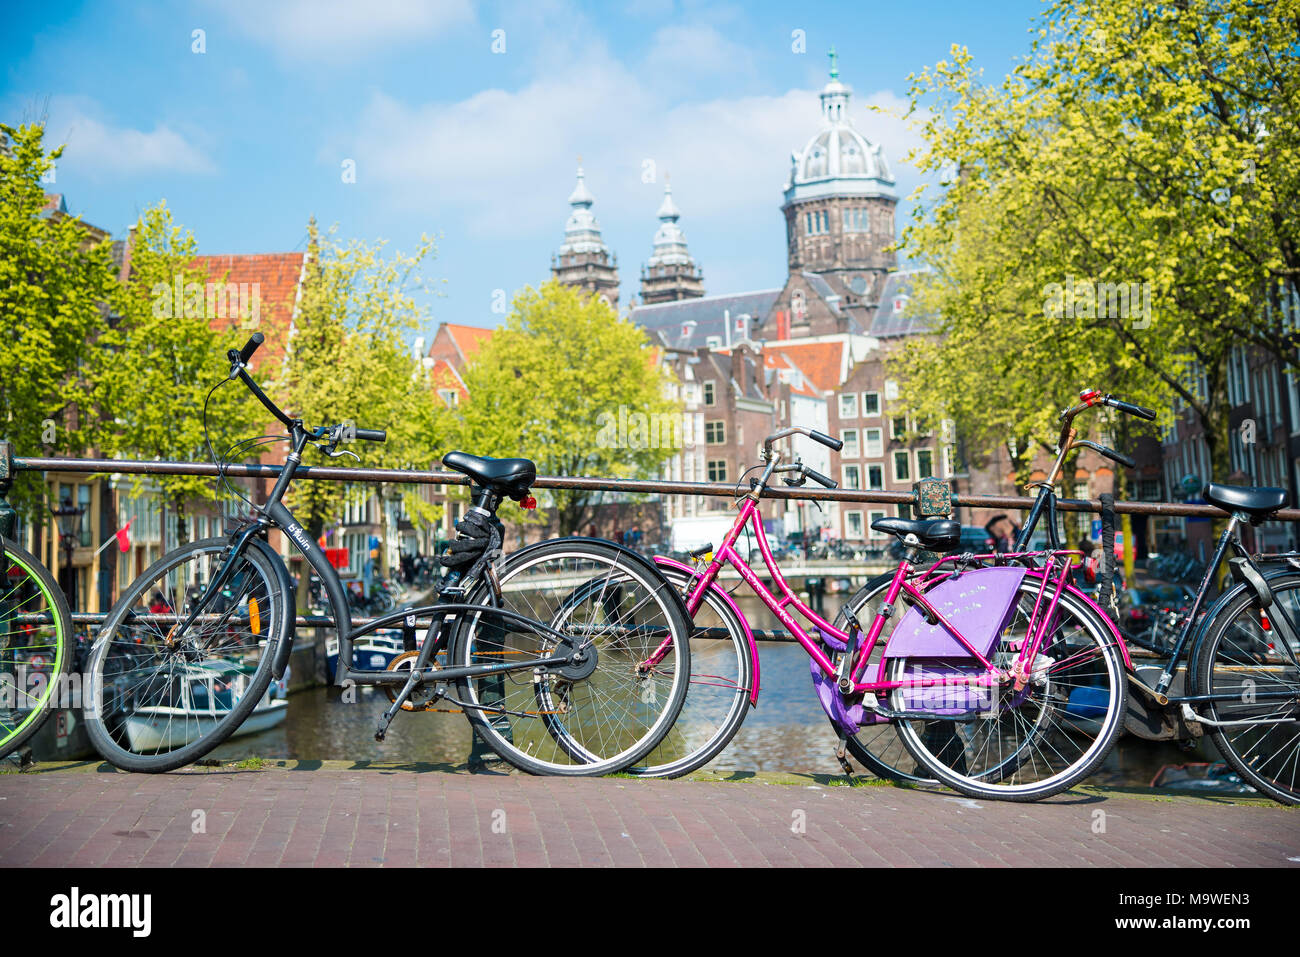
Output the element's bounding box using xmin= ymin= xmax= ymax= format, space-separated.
xmin=0 ymin=123 xmax=119 ymax=517
xmin=86 ymin=202 xmax=261 ymax=542
xmin=894 ymin=0 xmax=1300 ymax=483
xmin=281 ymin=219 xmax=444 ymax=569
xmin=452 ymin=280 xmax=680 ymax=535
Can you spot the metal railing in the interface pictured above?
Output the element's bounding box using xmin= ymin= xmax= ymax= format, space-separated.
xmin=6 ymin=446 xmax=1299 ymax=639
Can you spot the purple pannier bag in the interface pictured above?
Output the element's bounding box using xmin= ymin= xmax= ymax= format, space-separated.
xmin=884 ymin=565 xmax=1027 ymax=715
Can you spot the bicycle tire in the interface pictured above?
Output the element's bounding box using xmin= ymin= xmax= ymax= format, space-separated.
xmin=1192 ymin=570 xmax=1300 ymax=805
xmin=85 ymin=536 xmax=290 ymax=772
xmin=626 ymin=562 xmax=754 ymax=778
xmin=890 ymin=580 xmax=1127 ymax=801
xmin=0 ymin=536 xmax=74 ymax=759
xmin=450 ymin=539 xmax=691 ymax=776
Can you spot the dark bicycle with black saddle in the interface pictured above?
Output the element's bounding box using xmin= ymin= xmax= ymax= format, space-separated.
xmin=84 ymin=333 xmax=691 ymax=775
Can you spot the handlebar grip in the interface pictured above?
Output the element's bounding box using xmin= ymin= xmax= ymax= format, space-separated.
xmin=809 ymin=430 xmax=843 ymax=452
xmin=354 ymin=429 xmax=386 ymax=443
xmin=238 ymin=332 xmax=265 ymax=364
xmin=804 ymin=467 xmax=837 ymax=489
xmin=1106 ymin=396 xmax=1157 ymax=421
xmin=1097 ymin=445 xmax=1137 ymax=469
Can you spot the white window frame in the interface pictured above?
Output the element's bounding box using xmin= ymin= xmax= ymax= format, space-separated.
xmin=916 ymin=447 xmax=934 ymax=480
xmin=702 ymin=381 xmax=716 ymax=406
xmin=867 ymin=463 xmax=884 ymax=490
xmin=892 ymin=450 xmax=911 ymax=483
xmin=707 ymin=459 xmax=727 ymax=483
xmin=841 ymin=429 xmax=859 ymax=459
xmin=705 ymin=420 xmax=726 ymax=445
xmin=838 ymin=393 xmax=858 ymax=419
xmin=861 ymin=391 xmax=880 ymax=417
xmin=864 ymin=427 xmax=883 ymax=458
xmin=867 ymin=509 xmax=888 ymax=540
xmin=845 ymin=510 xmax=864 ymax=540
xmin=842 ymin=464 xmax=862 ymax=490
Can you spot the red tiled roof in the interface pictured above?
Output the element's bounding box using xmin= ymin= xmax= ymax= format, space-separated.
xmin=445 ymin=324 xmax=493 ymax=362
xmin=190 ymin=252 xmax=307 ymax=379
xmin=771 ymin=341 xmax=845 ymax=393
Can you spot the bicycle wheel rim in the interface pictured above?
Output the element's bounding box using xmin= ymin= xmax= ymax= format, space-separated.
xmin=627 ymin=564 xmax=752 ymax=777
xmin=86 ymin=538 xmax=284 ymax=770
xmin=454 ymin=544 xmax=689 ymax=774
xmin=1198 ymin=577 xmax=1300 ymax=804
xmin=0 ymin=541 xmax=72 ymax=757
xmin=889 ymin=583 xmax=1125 ymax=799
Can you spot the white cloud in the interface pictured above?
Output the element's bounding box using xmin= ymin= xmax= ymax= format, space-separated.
xmin=210 ymin=0 xmax=474 ymax=59
xmin=36 ymin=99 xmax=216 ymax=178
xmin=339 ymin=62 xmax=925 ymax=245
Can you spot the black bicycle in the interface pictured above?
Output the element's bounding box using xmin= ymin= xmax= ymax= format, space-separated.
xmin=84 ymin=333 xmax=691 ymax=775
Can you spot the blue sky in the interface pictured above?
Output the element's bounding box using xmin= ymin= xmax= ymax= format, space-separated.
xmin=3 ymin=0 xmax=1046 ymax=341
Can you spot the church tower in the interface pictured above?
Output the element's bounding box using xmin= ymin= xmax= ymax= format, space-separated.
xmin=639 ymin=179 xmax=705 ymax=305
xmin=551 ymin=163 xmax=620 ymax=310
xmin=781 ymin=50 xmax=897 ymax=316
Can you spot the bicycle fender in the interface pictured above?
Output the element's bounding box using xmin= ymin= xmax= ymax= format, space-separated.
xmin=655 ymin=555 xmax=761 ymax=705
xmin=245 ymin=536 xmax=297 ymax=680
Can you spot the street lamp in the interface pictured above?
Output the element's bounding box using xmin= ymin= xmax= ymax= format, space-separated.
xmin=50 ymin=496 xmax=85 ymax=609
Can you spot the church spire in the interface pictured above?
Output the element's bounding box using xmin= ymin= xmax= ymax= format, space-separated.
xmin=640 ymin=176 xmax=704 ymax=305
xmin=552 ymin=161 xmax=620 ymax=309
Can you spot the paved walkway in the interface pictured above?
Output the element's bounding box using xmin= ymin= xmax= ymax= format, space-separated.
xmin=1 ymin=762 xmax=1297 ymax=867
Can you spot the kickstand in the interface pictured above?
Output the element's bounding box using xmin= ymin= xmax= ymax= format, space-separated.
xmin=375 ymin=669 xmax=422 ymax=742
xmin=834 ymin=732 xmax=853 ymax=778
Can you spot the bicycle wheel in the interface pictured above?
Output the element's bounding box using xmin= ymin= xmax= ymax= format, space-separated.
xmin=451 ymin=540 xmax=691 ymax=775
xmin=626 ymin=563 xmax=754 ymax=778
xmin=85 ymin=536 xmax=290 ymax=772
xmin=889 ymin=579 xmax=1127 ymax=801
xmin=1193 ymin=571 xmax=1300 ymax=805
xmin=0 ymin=536 xmax=73 ymax=759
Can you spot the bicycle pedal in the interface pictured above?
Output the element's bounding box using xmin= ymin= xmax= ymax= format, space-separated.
xmin=374 ymin=729 xmax=386 ymax=743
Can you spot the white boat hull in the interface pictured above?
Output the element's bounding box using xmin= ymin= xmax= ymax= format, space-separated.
xmin=124 ymin=699 xmax=288 ymax=752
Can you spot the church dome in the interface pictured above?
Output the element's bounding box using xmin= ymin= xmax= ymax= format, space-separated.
xmin=784 ymin=52 xmax=896 ymax=205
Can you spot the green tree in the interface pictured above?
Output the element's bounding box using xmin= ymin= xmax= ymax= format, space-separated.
xmin=281 ymin=219 xmax=443 ymax=605
xmin=894 ymin=0 xmax=1300 ymax=481
xmin=86 ymin=202 xmax=261 ymax=544
xmin=0 ymin=123 xmax=120 ymax=517
xmin=453 ymin=280 xmax=680 ymax=535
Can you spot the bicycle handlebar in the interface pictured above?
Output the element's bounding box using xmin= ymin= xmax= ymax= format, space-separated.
xmin=1102 ymin=395 xmax=1157 ymax=420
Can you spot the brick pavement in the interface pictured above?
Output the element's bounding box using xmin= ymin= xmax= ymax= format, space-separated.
xmin=1 ymin=762 xmax=1297 ymax=867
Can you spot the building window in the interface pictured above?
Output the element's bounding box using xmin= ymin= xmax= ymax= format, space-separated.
xmin=841 ymin=429 xmax=859 ymax=459
xmin=707 ymin=460 xmax=728 ymax=483
xmin=917 ymin=449 xmax=934 ymax=479
xmin=864 ymin=428 xmax=883 ymax=458
xmin=867 ymin=464 xmax=884 ymax=490
xmin=437 ymin=389 xmax=459 ymax=408
xmin=703 ymin=381 xmax=716 ymax=406
xmin=838 ymin=394 xmax=858 ymax=418
xmin=706 ymin=336 xmax=722 ymax=349
xmin=891 ymin=416 xmax=908 ymax=440
xmin=705 ymin=421 xmax=726 ymax=445
xmin=862 ymin=392 xmax=880 ymax=416
xmin=845 ymin=510 xmax=864 ymax=539
xmin=842 ymin=465 xmax=862 ymax=490
xmin=893 ymin=450 xmax=911 ymax=483
xmin=867 ymin=510 xmax=888 ymax=539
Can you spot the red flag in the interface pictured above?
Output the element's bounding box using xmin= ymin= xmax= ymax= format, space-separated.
xmin=115 ymin=521 xmax=132 ymax=552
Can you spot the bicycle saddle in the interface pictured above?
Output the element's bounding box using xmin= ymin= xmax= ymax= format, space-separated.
xmin=443 ymin=451 xmax=536 ymax=498
xmin=871 ymin=517 xmax=961 ymax=551
xmin=1204 ymin=483 xmax=1287 ymax=520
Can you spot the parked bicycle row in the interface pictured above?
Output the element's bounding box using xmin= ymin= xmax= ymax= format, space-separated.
xmin=3 ymin=335 xmax=1297 ymax=807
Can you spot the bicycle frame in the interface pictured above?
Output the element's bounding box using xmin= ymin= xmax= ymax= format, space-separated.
xmin=645 ymin=435 xmax=1111 ymax=719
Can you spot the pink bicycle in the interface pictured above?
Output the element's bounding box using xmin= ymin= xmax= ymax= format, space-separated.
xmin=631 ymin=425 xmax=1128 ymax=801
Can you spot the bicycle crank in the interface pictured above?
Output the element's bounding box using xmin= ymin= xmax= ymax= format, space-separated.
xmin=383 ymin=651 xmax=443 ymax=711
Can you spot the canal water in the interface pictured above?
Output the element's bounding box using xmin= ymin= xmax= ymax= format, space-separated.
xmin=208 ymin=638 xmax=1206 ymax=787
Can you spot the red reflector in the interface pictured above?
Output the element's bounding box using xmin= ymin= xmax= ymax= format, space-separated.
xmin=521 ymin=495 xmax=537 ymax=509
xmin=1261 ymin=611 xmax=1272 ymax=631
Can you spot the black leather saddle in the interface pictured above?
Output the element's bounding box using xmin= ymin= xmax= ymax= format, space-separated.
xmin=1204 ymin=483 xmax=1287 ymax=520
xmin=871 ymin=517 xmax=961 ymax=551
xmin=443 ymin=451 xmax=536 ymax=499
